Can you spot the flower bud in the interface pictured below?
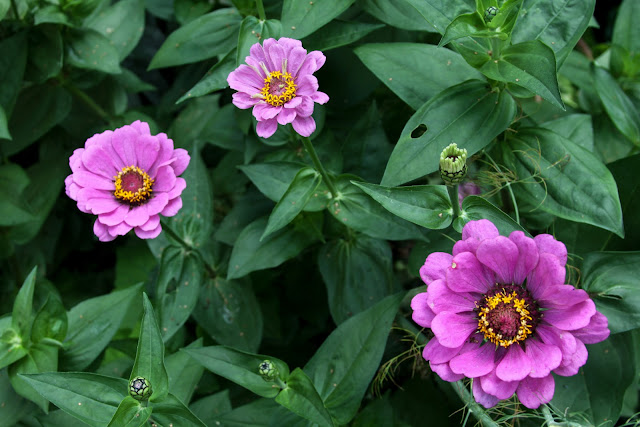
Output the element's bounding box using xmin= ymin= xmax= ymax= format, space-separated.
xmin=129 ymin=376 xmax=152 ymax=401
xmin=439 ymin=143 xmax=467 ymax=185
xmin=258 ymin=360 xmax=279 ymax=381
xmin=484 ymin=6 xmax=499 ymax=23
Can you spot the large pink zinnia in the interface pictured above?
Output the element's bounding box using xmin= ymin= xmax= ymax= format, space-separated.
xmin=411 ymin=219 xmax=609 ymax=409
xmin=64 ymin=120 xmax=189 ymax=242
xmin=227 ymin=37 xmax=329 ymax=138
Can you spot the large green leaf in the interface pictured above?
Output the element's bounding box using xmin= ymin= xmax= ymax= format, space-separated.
xmin=130 ymin=293 xmax=169 ymax=402
xmin=304 ymin=293 xmax=403 ymax=424
xmin=480 ymin=40 xmax=564 ymax=109
xmin=439 ymin=12 xmax=504 ymax=47
xmin=0 ymin=31 xmax=27 ymax=114
xmin=31 ymin=294 xmax=67 ymax=343
xmin=236 ymin=16 xmax=281 ymax=67
xmin=0 ymin=163 xmax=34 ymax=226
xmin=281 ymin=0 xmax=355 ymax=39
xmin=107 ymin=396 xmax=152 ymax=427
xmin=165 ymin=339 xmax=204 ymax=405
xmin=354 ymin=43 xmax=483 ymax=110
xmin=275 ymin=368 xmax=334 ymax=427
xmin=539 ymin=114 xmax=594 ymax=151
xmin=183 ymin=346 xmax=289 ymax=398
xmin=0 ymin=367 xmax=33 ymax=426
xmin=381 ymin=79 xmax=516 ymax=186
xmin=9 ymin=342 xmax=58 ymax=412
xmin=359 ymin=0 xmax=437 ymax=31
xmin=149 ymin=8 xmax=241 ymax=69
xmin=551 ymin=332 xmax=635 ymax=426
xmin=581 ymin=251 xmax=640 ymax=334
xmin=177 ymin=49 xmax=237 ymax=103
xmin=318 ymin=235 xmax=395 ymax=324
xmin=150 ymin=393 xmax=207 ymax=426
xmin=19 ymin=372 xmax=126 ymax=427
xmin=304 ymin=20 xmax=384 ymax=52
xmin=12 ymin=266 xmax=37 ymax=339
xmin=403 ymin=0 xmax=474 ymax=34
xmin=60 ymin=284 xmax=142 ymax=371
xmin=191 ymin=277 xmax=263 ymax=352
xmin=613 ymin=0 xmax=640 ymax=56
xmin=504 ymin=127 xmax=624 ymax=237
xmin=189 ymin=390 xmax=232 ymax=425
xmin=511 ymin=0 xmax=595 ymax=66
xmin=85 ymin=0 xmax=145 ymax=60
xmin=458 ymin=196 xmax=527 ymax=236
xmin=65 ymin=28 xmax=121 ymax=74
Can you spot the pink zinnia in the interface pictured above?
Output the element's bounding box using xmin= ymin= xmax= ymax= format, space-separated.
xmin=227 ymin=37 xmax=329 ymax=138
xmin=411 ymin=220 xmax=609 ymax=409
xmin=64 ymin=120 xmax=190 ymax=242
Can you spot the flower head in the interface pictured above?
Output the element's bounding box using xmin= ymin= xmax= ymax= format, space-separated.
xmin=258 ymin=359 xmax=279 ymax=381
xmin=411 ymin=220 xmax=609 ymax=409
xmin=129 ymin=376 xmax=152 ymax=401
xmin=439 ymin=143 xmax=467 ymax=185
xmin=227 ymin=37 xmax=329 ymax=139
xmin=65 ymin=120 xmax=190 ymax=242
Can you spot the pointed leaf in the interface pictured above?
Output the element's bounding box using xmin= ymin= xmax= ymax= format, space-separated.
xmin=107 ymin=396 xmax=152 ymax=427
xmin=0 ymin=367 xmax=33 ymax=425
xmin=236 ymin=16 xmax=282 ymax=66
xmin=439 ymin=12 xmax=502 ymax=46
xmin=150 ymin=393 xmax=207 ymax=427
xmin=458 ymin=196 xmax=527 ymax=236
xmin=177 ymin=49 xmax=237 ymax=103
xmin=281 ymin=0 xmax=356 ymax=39
xmin=85 ymin=0 xmax=145 ymax=60
xmin=0 ymin=31 xmax=27 ymax=113
xmin=31 ymin=294 xmax=67 ymax=343
xmin=275 ymin=368 xmax=334 ymax=427
xmin=166 ymin=338 xmax=204 ymax=405
xmin=65 ymin=28 xmax=121 ymax=74
xmin=9 ymin=343 xmax=58 ymax=412
xmin=12 ymin=266 xmax=37 ymax=338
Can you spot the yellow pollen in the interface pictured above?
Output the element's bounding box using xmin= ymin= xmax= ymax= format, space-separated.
xmin=260 ymin=71 xmax=297 ymax=107
xmin=114 ymin=166 xmax=154 ymax=204
xmin=477 ymin=290 xmax=533 ymax=348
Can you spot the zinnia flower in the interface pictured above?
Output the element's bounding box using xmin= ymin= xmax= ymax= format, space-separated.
xmin=227 ymin=37 xmax=329 ymax=138
xmin=64 ymin=120 xmax=190 ymax=241
xmin=411 ymin=219 xmax=609 ymax=409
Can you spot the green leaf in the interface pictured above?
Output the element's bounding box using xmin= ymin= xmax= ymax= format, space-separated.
xmin=9 ymin=342 xmax=58 ymax=412
xmin=304 ymin=293 xmax=403 ymax=424
xmin=0 ymin=163 xmax=33 ymax=226
xmin=331 ymin=176 xmax=427 ymax=241
xmin=166 ymin=338 xmax=204 ymax=405
xmin=539 ymin=114 xmax=594 ymax=151
xmin=480 ymin=40 xmax=564 ymax=109
xmin=236 ymin=16 xmax=282 ymax=66
xmin=227 ymin=217 xmax=316 ymax=279
xmin=505 ymin=127 xmax=624 ymax=237
xmin=403 ymin=0 xmax=475 ymax=34
xmin=354 ymin=43 xmax=484 ymax=110
xmin=613 ymin=0 xmax=640 ymax=56
xmin=19 ymin=372 xmax=126 ymax=427
xmin=281 ymin=0 xmax=355 ymax=39
xmin=107 ymin=396 xmax=152 ymax=427
xmin=183 ymin=346 xmax=289 ymax=398
xmin=130 ymin=293 xmax=169 ymax=401
xmin=0 ymin=31 xmax=27 ymax=114
xmin=359 ymin=0 xmax=439 ymax=31
xmin=192 ymin=277 xmax=263 ymax=352
xmin=156 ymin=250 xmax=203 ymax=342
xmin=177 ymin=49 xmax=237 ymax=103
xmin=351 ymin=182 xmax=452 ymax=229
xmin=592 ymin=65 xmax=640 ymax=145
xmin=318 ymin=235 xmax=395 ymax=324
xmin=240 ymin=162 xmax=308 ymax=202
xmin=581 ymin=251 xmax=640 ymax=334
xmin=25 ymin=25 xmax=62 ymax=86
xmin=31 ymin=294 xmax=67 ymax=343
xmin=381 ymin=79 xmax=516 ymax=186
xmin=303 ymin=20 xmax=384 ymax=52
xmin=458 ymin=196 xmax=528 ymax=236
xmin=60 ymin=284 xmax=143 ymax=371
xmin=275 ymin=368 xmax=334 ymax=427
xmin=150 ymin=393 xmax=207 ymax=426
xmin=149 ymin=8 xmax=241 ymax=69
xmin=12 ymin=266 xmax=37 ymax=338
xmin=262 ymin=167 xmax=322 ymax=240
xmin=0 ymin=367 xmax=33 ymax=426
xmin=85 ymin=0 xmax=145 ymax=61
xmin=0 ymin=328 xmax=28 ymax=370
xmin=189 ymin=390 xmax=232 ymax=425
xmin=512 ymin=0 xmax=596 ymax=66
xmin=0 ymin=106 xmax=9 ymax=140
xmin=175 ymin=0 xmax=213 ymax=24
xmin=551 ymin=332 xmax=635 ymax=426
xmin=439 ymin=12 xmax=504 ymax=46
xmin=65 ymin=28 xmax=121 ymax=74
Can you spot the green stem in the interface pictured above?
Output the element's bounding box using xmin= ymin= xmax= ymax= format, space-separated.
xmin=63 ymin=82 xmax=111 ymax=122
xmin=300 ymin=136 xmax=338 ymax=198
xmin=447 ymin=184 xmax=461 ymax=219
xmin=10 ymin=0 xmax=20 ymax=20
xmin=484 ymin=150 xmax=520 ymax=224
xmin=255 ymin=0 xmax=266 ymax=20
xmin=160 ymin=220 xmax=217 ymax=278
xmin=396 ymin=315 xmax=500 ymax=427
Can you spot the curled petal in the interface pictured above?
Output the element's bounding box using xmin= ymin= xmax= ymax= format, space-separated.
xmin=135 ymin=222 xmax=162 ymax=239
xmin=572 ymin=311 xmax=610 ymax=344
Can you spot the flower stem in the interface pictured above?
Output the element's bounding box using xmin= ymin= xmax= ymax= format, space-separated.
xmin=10 ymin=0 xmax=20 ymax=20
xmin=63 ymin=82 xmax=111 ymax=123
xmin=255 ymin=0 xmax=266 ymax=20
xmin=300 ymin=136 xmax=338 ymax=198
xmin=447 ymin=185 xmax=461 ymax=219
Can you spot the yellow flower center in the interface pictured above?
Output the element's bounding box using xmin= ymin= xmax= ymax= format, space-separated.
xmin=477 ymin=289 xmax=534 ymax=348
xmin=114 ymin=166 xmax=154 ymax=205
xmin=261 ymin=71 xmax=296 ymax=107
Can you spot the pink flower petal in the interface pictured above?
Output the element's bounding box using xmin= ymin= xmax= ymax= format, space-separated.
xmin=167 ymin=178 xmax=187 ymax=199
xmin=543 ymin=299 xmax=596 ymax=331
xmin=292 ymin=116 xmax=316 ymax=137
xmin=161 ymin=197 xmax=183 ymax=217
xmin=148 ymin=133 xmax=175 ymax=178
xmin=124 ymin=205 xmax=149 ymax=227
xmin=108 ymin=221 xmax=132 ymax=237
xmin=426 ymin=279 xmax=476 ymax=314
xmin=232 ymin=92 xmax=258 ymax=109
xmin=462 ymin=219 xmax=499 ymax=241
xmin=171 ymin=149 xmax=190 ymax=176
xmin=526 ymin=253 xmax=565 ymax=298
xmin=534 ymin=234 xmax=567 ymax=266
xmin=129 ymin=120 xmax=150 ymax=135
xmin=410 ymin=292 xmax=435 ymax=328
xmin=97 ymin=204 xmax=130 ymax=226
xmin=94 ymin=219 xmax=116 ymax=242
xmin=446 ymin=252 xmax=494 ymax=294
xmin=508 ymin=231 xmax=539 ymax=284
xmin=295 ymin=96 xmax=315 ymax=117
xmin=65 ymin=175 xmax=79 ymax=200
xmin=82 ymin=145 xmax=119 ymax=179
xmin=431 ymin=312 xmax=478 ymax=348
xmin=284 ymin=97 xmax=303 ymax=109
xmin=472 ymin=377 xmax=499 ymax=408
xmin=536 ymin=325 xmax=577 ymax=356
xmin=312 ymin=91 xmax=329 ymax=104
xmin=524 ymin=338 xmax=562 ymax=378
xmin=112 ymin=125 xmax=140 ymax=167
xmin=135 ymin=222 xmax=162 ymax=239
xmin=449 ymin=343 xmax=497 ymax=378
xmin=256 ymin=118 xmax=278 ymax=138
xmin=419 ymin=252 xmax=452 ymax=285
xmin=480 ymin=370 xmax=518 ymax=399
xmin=516 ymin=374 xmax=555 ymax=409
xmin=154 ymin=165 xmax=177 ymax=192
xmin=85 ymin=198 xmax=121 ymax=215
xmin=430 ymin=362 xmax=465 ymax=382
xmin=572 ymin=311 xmax=610 ymax=344
xmin=476 ymin=236 xmax=519 ymax=284
xmin=296 ymin=75 xmax=320 ymax=96
xmin=537 ymin=284 xmax=590 ymax=309
xmin=134 ymin=134 xmax=160 ymax=172
xmin=554 ymin=339 xmax=587 ymax=376
xmin=140 ymin=214 xmax=160 ymax=231
xmin=496 ymin=344 xmax=531 ymax=382
xmin=253 ymin=103 xmax=282 ymax=121
xmin=287 ymin=46 xmax=308 ymax=77
xmin=277 ymin=108 xmax=297 ymax=125
xmin=73 ymin=170 xmax=114 ymax=191
xmin=423 ymin=338 xmax=463 ymax=364
xmin=146 ymin=193 xmax=169 ymax=216
xmin=268 ymin=43 xmax=286 ymax=73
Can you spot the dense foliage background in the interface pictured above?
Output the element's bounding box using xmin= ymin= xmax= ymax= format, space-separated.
xmin=1 ymin=0 xmax=639 ymax=425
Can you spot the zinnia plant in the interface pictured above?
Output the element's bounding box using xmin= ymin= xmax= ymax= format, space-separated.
xmin=411 ymin=219 xmax=609 ymax=409
xmin=227 ymin=37 xmax=329 ymax=138
xmin=64 ymin=120 xmax=190 ymax=241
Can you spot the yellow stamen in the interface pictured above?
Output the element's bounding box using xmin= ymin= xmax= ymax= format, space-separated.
xmin=477 ymin=290 xmax=533 ymax=348
xmin=114 ymin=166 xmax=154 ymax=204
xmin=261 ymin=71 xmax=297 ymax=107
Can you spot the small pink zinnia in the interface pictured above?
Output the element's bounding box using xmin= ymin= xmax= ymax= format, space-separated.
xmin=227 ymin=37 xmax=329 ymax=138
xmin=64 ymin=120 xmax=190 ymax=242
xmin=411 ymin=219 xmax=609 ymax=409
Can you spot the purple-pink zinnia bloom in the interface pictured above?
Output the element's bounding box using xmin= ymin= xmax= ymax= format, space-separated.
xmin=65 ymin=120 xmax=190 ymax=242
xmin=227 ymin=37 xmax=329 ymax=138
xmin=411 ymin=219 xmax=609 ymax=409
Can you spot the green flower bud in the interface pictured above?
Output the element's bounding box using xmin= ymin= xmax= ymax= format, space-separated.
xmin=129 ymin=376 xmax=152 ymax=401
xmin=484 ymin=6 xmax=499 ymax=23
xmin=258 ymin=360 xmax=279 ymax=381
xmin=439 ymin=143 xmax=467 ymax=185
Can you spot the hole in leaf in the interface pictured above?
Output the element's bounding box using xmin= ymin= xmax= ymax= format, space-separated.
xmin=411 ymin=124 xmax=427 ymax=138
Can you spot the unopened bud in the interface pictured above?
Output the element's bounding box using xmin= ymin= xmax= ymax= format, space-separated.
xmin=258 ymin=360 xmax=279 ymax=381
xmin=439 ymin=143 xmax=467 ymax=185
xmin=129 ymin=376 xmax=152 ymax=401
xmin=484 ymin=6 xmax=499 ymax=23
